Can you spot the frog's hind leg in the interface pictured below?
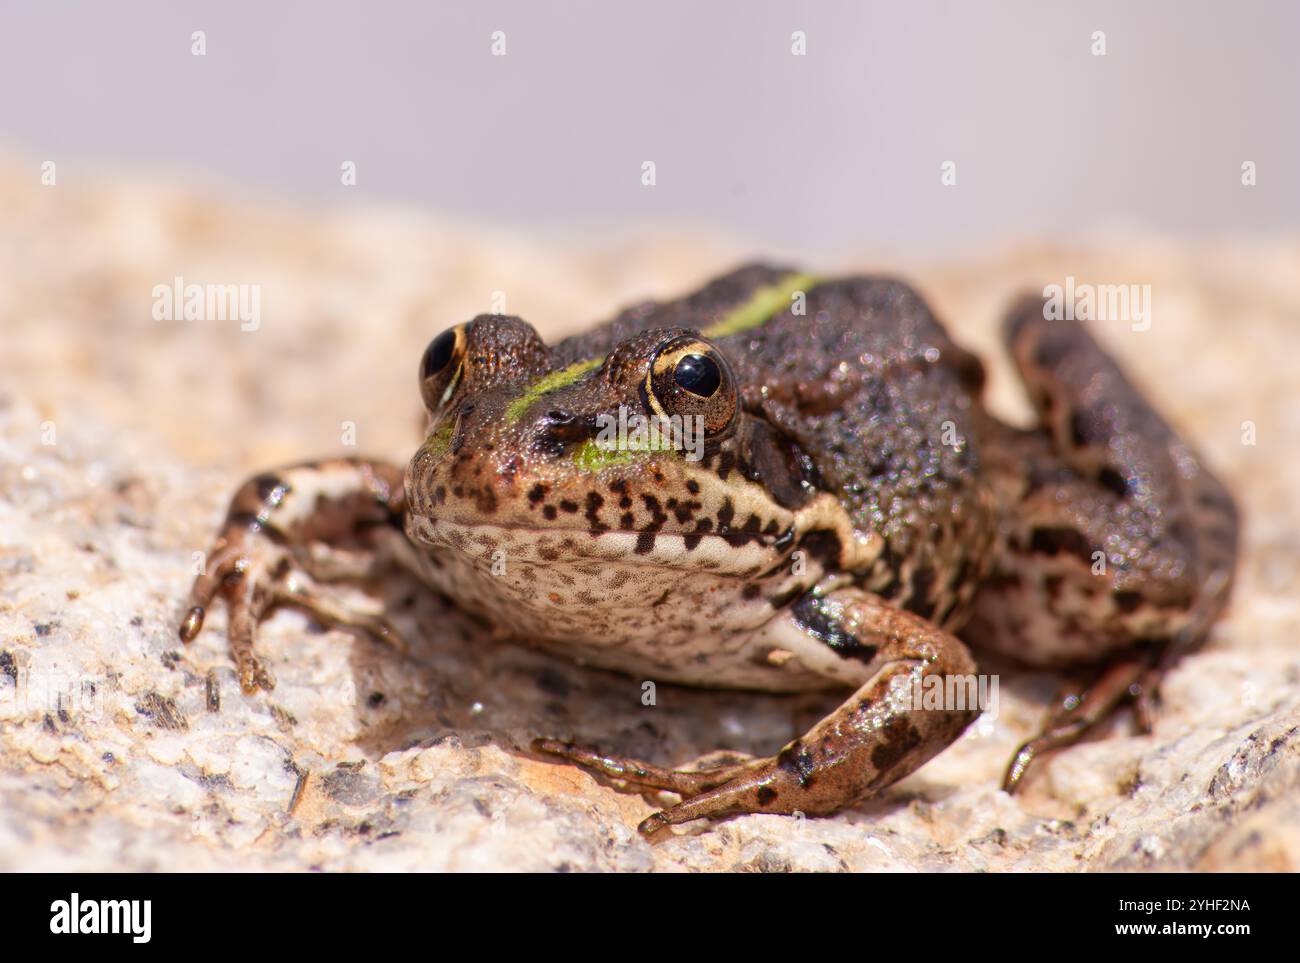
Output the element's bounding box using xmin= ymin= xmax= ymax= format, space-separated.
xmin=972 ymin=294 xmax=1239 ymax=790
xmin=178 ymin=457 xmax=409 ymax=693
xmin=1003 ymin=291 xmax=1239 ymax=624
xmin=537 ymin=589 xmax=979 ymax=836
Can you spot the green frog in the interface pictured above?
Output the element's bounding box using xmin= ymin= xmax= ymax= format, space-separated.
xmin=178 ymin=265 xmax=1239 ymax=835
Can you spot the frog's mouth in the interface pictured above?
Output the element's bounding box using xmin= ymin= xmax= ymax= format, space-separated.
xmin=405 ymin=513 xmax=790 ymax=575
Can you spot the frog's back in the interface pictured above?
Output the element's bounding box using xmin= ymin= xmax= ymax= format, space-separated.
xmin=563 ymin=264 xmax=999 ymax=627
xmin=723 ymin=271 xmax=997 ymax=624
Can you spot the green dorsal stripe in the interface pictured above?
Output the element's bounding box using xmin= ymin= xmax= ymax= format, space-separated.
xmin=505 ymin=357 xmax=602 ymax=422
xmin=702 ymin=272 xmax=820 ymax=339
xmin=505 ymin=272 xmax=818 ymax=423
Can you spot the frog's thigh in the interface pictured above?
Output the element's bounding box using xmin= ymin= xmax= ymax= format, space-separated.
xmin=640 ymin=588 xmax=979 ymax=834
xmin=971 ymin=298 xmax=1239 ymax=664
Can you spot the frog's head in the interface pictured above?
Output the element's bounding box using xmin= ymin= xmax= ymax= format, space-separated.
xmin=404 ymin=314 xmax=819 ymax=576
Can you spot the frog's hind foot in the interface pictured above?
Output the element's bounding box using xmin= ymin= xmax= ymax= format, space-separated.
xmin=177 ymin=457 xmax=408 ymax=694
xmin=1002 ymin=649 xmax=1164 ymax=793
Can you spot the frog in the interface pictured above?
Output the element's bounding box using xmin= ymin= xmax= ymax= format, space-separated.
xmin=178 ymin=264 xmax=1239 ymax=836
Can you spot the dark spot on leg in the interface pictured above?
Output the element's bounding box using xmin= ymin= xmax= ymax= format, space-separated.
xmin=792 ymin=594 xmax=879 ymax=663
xmin=776 ymin=743 xmax=817 ymax=788
xmin=868 ymin=716 xmax=923 ymax=778
xmin=635 ymin=532 xmax=656 ymax=555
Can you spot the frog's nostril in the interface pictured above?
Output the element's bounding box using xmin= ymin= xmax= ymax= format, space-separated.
xmin=543 ymin=410 xmax=587 ymax=440
xmin=533 ymin=409 xmax=590 ymax=456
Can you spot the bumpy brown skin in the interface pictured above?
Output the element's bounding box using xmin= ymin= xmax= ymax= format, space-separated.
xmin=178 ymin=265 xmax=1238 ymax=833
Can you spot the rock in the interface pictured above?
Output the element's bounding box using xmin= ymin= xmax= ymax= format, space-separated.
xmin=2 ymin=163 xmax=1297 ymax=871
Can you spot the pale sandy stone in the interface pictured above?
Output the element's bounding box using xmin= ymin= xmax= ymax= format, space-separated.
xmin=1 ymin=162 xmax=1297 ymax=871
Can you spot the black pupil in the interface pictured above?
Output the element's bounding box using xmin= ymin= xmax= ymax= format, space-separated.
xmin=421 ymin=330 xmax=456 ymax=380
xmin=674 ymin=354 xmax=721 ymax=397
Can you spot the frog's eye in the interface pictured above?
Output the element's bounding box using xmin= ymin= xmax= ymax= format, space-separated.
xmin=421 ymin=329 xmax=456 ymax=380
xmin=419 ymin=325 xmax=466 ymax=411
xmin=673 ymin=354 xmax=721 ymax=397
xmin=646 ymin=336 xmax=736 ymax=435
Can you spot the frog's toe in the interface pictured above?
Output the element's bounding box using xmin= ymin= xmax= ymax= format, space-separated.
xmin=272 ymin=569 xmax=410 ymax=654
xmin=224 ymin=575 xmax=279 ymax=693
xmin=1001 ymin=652 xmax=1156 ymax=793
xmin=233 ymin=649 xmax=276 ymax=694
xmin=531 ymin=739 xmax=751 ymax=799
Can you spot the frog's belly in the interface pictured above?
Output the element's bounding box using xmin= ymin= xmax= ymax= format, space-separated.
xmin=398 ymin=519 xmax=851 ymax=693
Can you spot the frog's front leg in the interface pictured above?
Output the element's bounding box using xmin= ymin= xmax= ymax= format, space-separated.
xmin=536 ymin=588 xmax=980 ymax=836
xmin=178 ymin=456 xmax=408 ymax=693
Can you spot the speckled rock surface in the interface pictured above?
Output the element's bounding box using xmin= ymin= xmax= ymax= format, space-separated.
xmin=2 ymin=165 xmax=1298 ymax=871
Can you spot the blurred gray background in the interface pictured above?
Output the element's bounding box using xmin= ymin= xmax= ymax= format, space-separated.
xmin=2 ymin=0 xmax=1296 ymax=256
